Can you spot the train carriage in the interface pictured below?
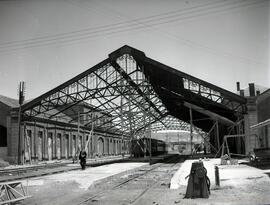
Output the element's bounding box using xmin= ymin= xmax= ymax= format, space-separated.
xmin=131 ymin=137 xmax=166 ymax=157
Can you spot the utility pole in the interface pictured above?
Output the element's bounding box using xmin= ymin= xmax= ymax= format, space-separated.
xmin=77 ymin=111 xmax=80 ymax=162
xmin=120 ymin=86 xmax=124 ymax=157
xmin=149 ymin=120 xmax=152 ymax=164
xmin=17 ymin=81 xmax=25 ymax=165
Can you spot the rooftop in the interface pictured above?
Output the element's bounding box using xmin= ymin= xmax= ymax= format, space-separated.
xmin=0 ymin=94 xmax=19 ymax=108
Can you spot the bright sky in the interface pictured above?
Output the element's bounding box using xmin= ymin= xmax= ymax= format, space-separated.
xmin=0 ymin=0 xmax=269 ymax=100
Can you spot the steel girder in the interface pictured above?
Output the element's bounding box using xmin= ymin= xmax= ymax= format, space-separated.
xmin=21 ymin=45 xmax=246 ymax=138
xmin=150 ymin=115 xmax=191 ymax=132
xmin=21 ymin=52 xmax=190 ymax=137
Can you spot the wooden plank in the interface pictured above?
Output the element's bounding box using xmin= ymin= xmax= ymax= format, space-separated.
xmin=6 ymin=184 xmax=24 ymax=198
xmin=0 ymin=181 xmax=32 ymax=205
xmin=0 ymin=195 xmax=32 ymax=205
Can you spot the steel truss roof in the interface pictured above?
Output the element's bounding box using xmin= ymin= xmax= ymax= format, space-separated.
xmin=21 ymin=45 xmax=246 ymax=137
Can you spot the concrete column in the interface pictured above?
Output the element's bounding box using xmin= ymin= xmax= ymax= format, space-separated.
xmin=44 ymin=127 xmax=48 ymax=160
xmin=53 ymin=127 xmax=56 ymax=159
xmin=68 ymin=132 xmax=71 ymax=158
xmin=107 ymin=137 xmax=110 ymax=155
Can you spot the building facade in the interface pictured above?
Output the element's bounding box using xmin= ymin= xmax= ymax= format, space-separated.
xmin=0 ymin=95 xmax=129 ymax=164
xmin=250 ymin=89 xmax=270 ymax=149
xmin=241 ymin=84 xmax=270 ymax=154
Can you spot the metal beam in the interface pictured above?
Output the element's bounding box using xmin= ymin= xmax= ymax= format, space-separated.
xmin=111 ymin=60 xmax=163 ymax=117
xmin=183 ymin=102 xmax=235 ymax=126
xmin=21 ymin=59 xmax=111 ymax=112
xmin=144 ymin=56 xmax=246 ymax=105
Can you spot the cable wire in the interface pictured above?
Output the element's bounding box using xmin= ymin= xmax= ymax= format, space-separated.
xmin=0 ymin=0 xmax=265 ymax=55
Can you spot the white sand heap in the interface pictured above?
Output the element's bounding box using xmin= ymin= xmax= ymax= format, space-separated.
xmin=170 ymin=158 xmax=270 ymax=189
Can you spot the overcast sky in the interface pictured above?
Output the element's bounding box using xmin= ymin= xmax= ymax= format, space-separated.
xmin=0 ymin=0 xmax=269 ymax=100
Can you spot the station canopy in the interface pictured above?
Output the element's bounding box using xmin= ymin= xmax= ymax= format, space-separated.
xmin=21 ymin=45 xmax=247 ymax=138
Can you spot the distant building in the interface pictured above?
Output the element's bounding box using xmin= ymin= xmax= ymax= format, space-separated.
xmin=0 ymin=95 xmax=19 ymax=161
xmin=238 ymin=84 xmax=268 ymax=97
xmin=237 ymin=83 xmax=270 ymax=153
xmin=250 ymin=89 xmax=270 ymax=149
xmin=151 ymin=131 xmax=205 ymax=154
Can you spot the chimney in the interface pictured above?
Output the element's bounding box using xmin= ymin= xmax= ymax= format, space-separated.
xmin=240 ymin=89 xmax=244 ymax=96
xmin=236 ymin=82 xmax=240 ymax=91
xmin=249 ymin=83 xmax=255 ymax=96
xmin=256 ymin=90 xmax=260 ymax=96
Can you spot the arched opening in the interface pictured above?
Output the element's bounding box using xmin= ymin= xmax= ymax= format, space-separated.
xmin=37 ymin=131 xmax=43 ymax=161
xmin=24 ymin=129 xmax=32 ymax=162
xmin=72 ymin=135 xmax=76 ymax=157
xmin=47 ymin=132 xmax=53 ymax=160
xmin=97 ymin=137 xmax=104 ymax=155
xmin=56 ymin=133 xmax=61 ymax=160
xmin=64 ymin=134 xmax=69 ymax=159
xmin=0 ymin=125 xmax=7 ymax=147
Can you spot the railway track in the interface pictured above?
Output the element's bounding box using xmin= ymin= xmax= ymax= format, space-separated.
xmin=129 ymin=156 xmax=182 ymax=205
xmin=0 ymin=162 xmax=71 ymax=176
xmin=0 ymin=156 xmax=127 ymax=183
xmin=77 ymin=154 xmax=186 ymax=205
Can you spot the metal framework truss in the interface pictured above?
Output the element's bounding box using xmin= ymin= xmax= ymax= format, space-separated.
xmin=150 ymin=115 xmax=192 ymax=132
xmin=182 ymin=77 xmax=245 ymax=113
xmin=21 ymin=45 xmax=246 ymax=141
xmin=22 ymin=53 xmax=188 ymax=136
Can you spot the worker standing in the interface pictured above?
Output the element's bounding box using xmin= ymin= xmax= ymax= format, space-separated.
xmin=79 ymin=150 xmax=87 ymax=170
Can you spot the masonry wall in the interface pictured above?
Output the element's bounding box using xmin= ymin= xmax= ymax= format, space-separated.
xmin=257 ymin=90 xmax=270 ymax=122
xmin=0 ymin=103 xmax=10 ymax=159
xmin=6 ymin=114 xmax=20 ymax=163
xmin=256 ymin=89 xmax=270 ymax=148
xmin=0 ymin=103 xmax=9 ymax=127
xmin=6 ymin=113 xmax=130 ymax=164
xmin=244 ymin=97 xmax=258 ymax=154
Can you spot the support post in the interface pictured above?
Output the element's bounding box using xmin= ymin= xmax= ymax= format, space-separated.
xmin=216 ymin=119 xmax=220 ymax=151
xmin=77 ymin=112 xmax=80 ymax=162
xmin=24 ymin=125 xmax=32 ymax=165
xmin=215 ymin=165 xmax=220 ymax=187
xmin=143 ymin=111 xmax=146 ymax=158
xmin=149 ymin=112 xmax=152 ymax=165
xmin=120 ymin=87 xmax=124 ymax=157
xmin=17 ymin=81 xmax=25 ymax=165
xmin=189 ymin=107 xmax=193 ymax=157
xmin=84 ymin=113 xmax=94 ymax=151
xmin=17 ymin=106 xmax=22 ymax=164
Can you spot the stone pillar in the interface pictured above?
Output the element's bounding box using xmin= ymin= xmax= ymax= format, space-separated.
xmin=244 ymin=97 xmax=258 ymax=154
xmin=6 ymin=110 xmax=19 ymax=163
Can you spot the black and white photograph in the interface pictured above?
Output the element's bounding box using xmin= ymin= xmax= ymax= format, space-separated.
xmin=0 ymin=0 xmax=269 ymax=204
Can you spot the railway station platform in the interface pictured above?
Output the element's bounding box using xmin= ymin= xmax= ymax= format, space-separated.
xmin=0 ymin=155 xmax=129 ymax=183
xmin=0 ymin=154 xmax=173 ymax=183
xmin=169 ymin=158 xmax=270 ymax=205
xmin=1 ymin=155 xmax=270 ymax=204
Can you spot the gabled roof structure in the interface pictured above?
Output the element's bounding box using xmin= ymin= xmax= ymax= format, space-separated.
xmin=0 ymin=94 xmax=19 ymax=108
xmin=21 ymin=45 xmax=246 ymax=138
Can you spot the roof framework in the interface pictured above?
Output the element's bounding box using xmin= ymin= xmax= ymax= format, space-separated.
xmin=21 ymin=45 xmax=247 ymax=139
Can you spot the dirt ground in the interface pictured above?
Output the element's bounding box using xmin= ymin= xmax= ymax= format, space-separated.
xmin=16 ymin=160 xmax=270 ymax=205
xmin=19 ymin=162 xmax=147 ymax=205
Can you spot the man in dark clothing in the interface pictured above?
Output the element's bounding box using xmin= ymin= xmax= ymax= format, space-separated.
xmin=79 ymin=150 xmax=87 ymax=170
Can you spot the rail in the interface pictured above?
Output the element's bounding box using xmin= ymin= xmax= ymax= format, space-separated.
xmin=77 ymin=154 xmax=184 ymax=205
